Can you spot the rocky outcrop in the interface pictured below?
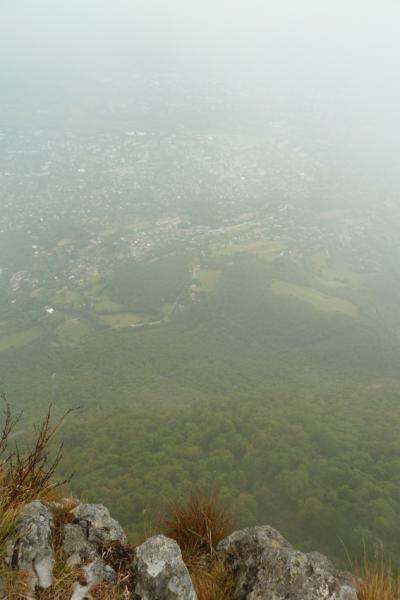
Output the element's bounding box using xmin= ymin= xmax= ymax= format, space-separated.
xmin=6 ymin=500 xmax=125 ymax=599
xmin=4 ymin=500 xmax=359 ymax=599
xmin=6 ymin=501 xmax=54 ymax=592
xmin=133 ymin=535 xmax=197 ymax=600
xmin=62 ymin=522 xmax=97 ymax=565
xmin=61 ymin=503 xmax=127 ymax=568
xmin=71 ymin=503 xmax=127 ymax=546
xmin=217 ymin=526 xmax=358 ymax=600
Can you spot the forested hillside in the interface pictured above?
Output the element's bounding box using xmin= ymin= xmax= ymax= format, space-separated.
xmin=56 ymin=385 xmax=400 ymax=566
xmin=3 ymin=247 xmax=400 ymax=566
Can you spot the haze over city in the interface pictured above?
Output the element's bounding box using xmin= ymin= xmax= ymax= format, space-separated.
xmin=1 ymin=0 xmax=400 ymax=577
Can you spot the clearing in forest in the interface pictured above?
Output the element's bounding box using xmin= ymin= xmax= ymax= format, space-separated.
xmin=100 ymin=313 xmax=151 ymax=328
xmin=56 ymin=319 xmax=92 ymax=345
xmin=271 ymin=279 xmax=359 ymax=318
xmin=197 ymin=269 xmax=223 ymax=292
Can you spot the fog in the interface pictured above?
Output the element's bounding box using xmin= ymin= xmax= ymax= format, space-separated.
xmin=1 ymin=1 xmax=400 ymax=107
xmin=2 ymin=1 xmax=399 ymax=198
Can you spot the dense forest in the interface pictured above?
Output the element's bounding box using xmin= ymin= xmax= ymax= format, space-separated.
xmin=57 ymin=385 xmax=400 ymax=567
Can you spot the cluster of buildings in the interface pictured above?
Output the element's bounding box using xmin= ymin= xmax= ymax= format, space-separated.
xmin=1 ymin=84 xmax=399 ymax=305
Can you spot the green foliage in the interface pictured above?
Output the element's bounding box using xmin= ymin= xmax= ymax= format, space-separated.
xmin=57 ymin=387 xmax=400 ymax=565
xmin=106 ymin=255 xmax=190 ymax=312
xmin=0 ymin=327 xmax=43 ymax=352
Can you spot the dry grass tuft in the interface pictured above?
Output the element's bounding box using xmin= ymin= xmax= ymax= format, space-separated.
xmin=0 ymin=397 xmax=77 ymax=598
xmin=160 ymin=492 xmax=235 ymax=600
xmin=356 ymin=551 xmax=400 ymax=600
xmin=47 ymin=498 xmax=79 ymax=553
xmin=161 ymin=491 xmax=233 ymax=559
xmin=89 ymin=576 xmax=133 ymax=600
xmin=3 ymin=568 xmax=33 ymax=600
xmin=34 ymin=561 xmax=81 ymax=600
xmin=190 ymin=559 xmax=235 ymax=600
xmin=0 ymin=396 xmax=74 ymax=551
xmin=0 ymin=505 xmax=20 ymax=556
xmin=0 ymin=395 xmax=74 ymax=517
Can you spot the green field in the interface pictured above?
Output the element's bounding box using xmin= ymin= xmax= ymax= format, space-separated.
xmin=0 ymin=327 xmax=43 ymax=352
xmin=161 ymin=303 xmax=175 ymax=316
xmin=93 ymin=298 xmax=125 ymax=314
xmin=308 ymin=251 xmax=369 ymax=289
xmin=271 ymin=279 xmax=359 ymax=318
xmin=216 ymin=240 xmax=286 ymax=258
xmin=197 ymin=269 xmax=222 ymax=292
xmin=100 ymin=312 xmax=152 ymax=328
xmin=55 ymin=319 xmax=92 ymax=345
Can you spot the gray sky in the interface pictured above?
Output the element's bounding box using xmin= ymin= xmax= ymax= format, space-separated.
xmin=0 ymin=2 xmax=399 ymax=211
xmin=1 ymin=1 xmax=400 ymax=140
xmin=1 ymin=1 xmax=399 ymax=81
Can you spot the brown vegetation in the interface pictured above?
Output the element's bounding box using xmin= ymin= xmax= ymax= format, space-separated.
xmin=33 ymin=562 xmax=80 ymax=600
xmin=161 ymin=491 xmax=233 ymax=558
xmin=3 ymin=569 xmax=33 ymax=600
xmin=0 ymin=398 xmax=76 ymax=598
xmin=0 ymin=396 xmax=72 ymax=511
xmin=189 ymin=558 xmax=235 ymax=600
xmin=0 ymin=397 xmax=73 ymax=556
xmin=160 ymin=491 xmax=235 ymax=600
xmin=356 ymin=550 xmax=400 ymax=600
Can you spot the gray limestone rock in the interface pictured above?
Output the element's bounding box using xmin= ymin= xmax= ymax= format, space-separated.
xmin=70 ymin=558 xmax=116 ymax=600
xmin=62 ymin=523 xmax=97 ymax=565
xmin=133 ymin=534 xmax=197 ymax=600
xmin=72 ymin=503 xmax=127 ymax=545
xmin=3 ymin=497 xmax=361 ymax=600
xmin=217 ymin=526 xmax=358 ymax=600
xmin=6 ymin=501 xmax=54 ymax=591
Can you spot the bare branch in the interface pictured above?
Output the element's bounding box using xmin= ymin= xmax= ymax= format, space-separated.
xmin=0 ymin=397 xmax=77 ymax=511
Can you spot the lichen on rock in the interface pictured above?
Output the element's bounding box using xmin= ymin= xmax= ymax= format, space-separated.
xmin=72 ymin=503 xmax=127 ymax=545
xmin=133 ymin=534 xmax=197 ymax=600
xmin=6 ymin=500 xmax=55 ymax=592
xmin=217 ymin=526 xmax=358 ymax=600
xmin=3 ymin=499 xmax=360 ymax=600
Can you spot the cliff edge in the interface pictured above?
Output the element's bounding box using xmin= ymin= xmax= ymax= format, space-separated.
xmin=2 ymin=497 xmax=358 ymax=599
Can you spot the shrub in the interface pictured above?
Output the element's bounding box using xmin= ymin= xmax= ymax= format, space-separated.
xmin=0 ymin=395 xmax=72 ymax=551
xmin=356 ymin=549 xmax=400 ymax=600
xmin=161 ymin=491 xmax=233 ymax=559
xmin=160 ymin=491 xmax=235 ymax=600
xmin=189 ymin=559 xmax=235 ymax=600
